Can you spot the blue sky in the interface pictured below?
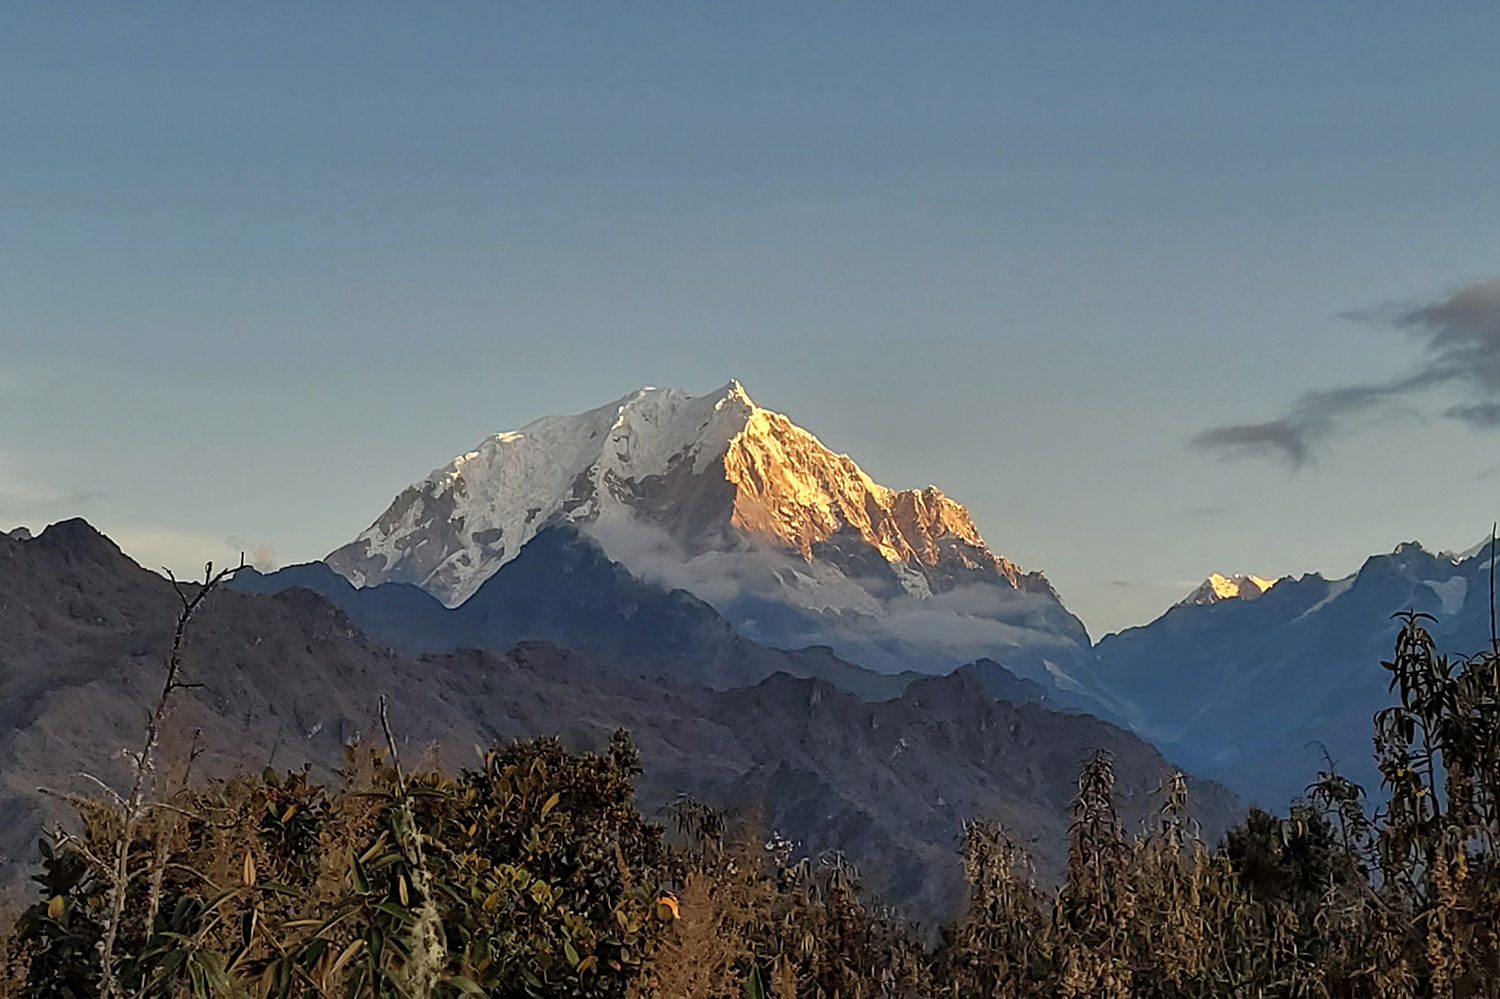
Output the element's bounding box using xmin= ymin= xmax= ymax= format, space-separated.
xmin=3 ymin=2 xmax=1499 ymax=635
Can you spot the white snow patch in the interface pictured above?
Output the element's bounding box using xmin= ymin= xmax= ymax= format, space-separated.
xmin=1424 ymin=576 xmax=1468 ymax=616
xmin=1043 ymin=658 xmax=1088 ymax=694
xmin=1179 ymin=573 xmax=1276 ymax=606
xmin=1294 ymin=575 xmax=1354 ymax=622
xmin=1456 ymin=536 xmax=1499 ymax=562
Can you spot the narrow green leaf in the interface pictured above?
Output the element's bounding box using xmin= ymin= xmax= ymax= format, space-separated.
xmin=188 ymin=959 xmax=207 ymax=998
xmin=375 ymin=901 xmax=417 ymax=925
xmin=447 ymin=974 xmax=487 ymax=995
xmin=746 ymin=962 xmax=766 ymax=999
xmin=351 ymin=855 xmax=370 ymax=894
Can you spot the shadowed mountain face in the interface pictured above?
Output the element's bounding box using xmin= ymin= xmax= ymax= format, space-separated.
xmin=1091 ymin=542 xmax=1499 ymax=807
xmin=236 ymin=525 xmax=924 ymax=701
xmin=0 ymin=520 xmax=1239 ymax=921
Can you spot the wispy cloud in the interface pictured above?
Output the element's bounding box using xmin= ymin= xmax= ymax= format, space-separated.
xmin=1192 ymin=276 xmax=1500 ymax=467
xmin=108 ymin=525 xmax=279 ymax=574
xmin=0 ymin=487 xmax=105 ymax=507
xmin=583 ymin=518 xmax=1084 ymax=674
xmin=0 ymin=449 xmax=277 ymax=571
xmin=0 ymin=450 xmax=105 ymax=518
xmin=1106 ymin=578 xmax=1210 ymax=592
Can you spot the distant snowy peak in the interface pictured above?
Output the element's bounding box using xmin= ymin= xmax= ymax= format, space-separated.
xmin=327 ymin=381 xmax=1047 ymax=607
xmin=1451 ymin=535 xmax=1499 ymax=563
xmin=1178 ymin=573 xmax=1277 ymax=607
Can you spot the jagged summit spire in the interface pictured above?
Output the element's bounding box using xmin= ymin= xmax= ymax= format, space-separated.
xmin=1178 ymin=573 xmax=1276 ymax=607
xmin=719 ymin=379 xmax=755 ymax=407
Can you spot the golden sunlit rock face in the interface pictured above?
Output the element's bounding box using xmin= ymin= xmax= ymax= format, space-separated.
xmin=1179 ymin=572 xmax=1277 ymax=606
xmin=721 ymin=408 xmax=1038 ymax=593
xmin=1209 ymin=573 xmax=1276 ymax=599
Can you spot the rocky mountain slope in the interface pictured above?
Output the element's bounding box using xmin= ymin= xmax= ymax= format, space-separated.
xmin=0 ymin=520 xmax=1239 ymax=920
xmin=238 ymin=525 xmax=923 ymax=701
xmin=326 ymin=382 xmax=1095 ymax=695
xmin=1092 ymin=540 xmax=1499 ymax=806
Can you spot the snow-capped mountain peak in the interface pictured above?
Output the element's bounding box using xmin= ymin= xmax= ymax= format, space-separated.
xmin=326 ymin=382 xmax=1050 ymax=609
xmin=328 ymin=383 xmax=753 ymax=602
xmin=1178 ymin=573 xmax=1277 ymax=606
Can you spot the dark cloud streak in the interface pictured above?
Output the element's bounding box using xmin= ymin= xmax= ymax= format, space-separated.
xmin=1193 ymin=277 xmax=1500 ymax=467
xmin=1191 ymin=418 xmax=1317 ymax=468
xmin=1446 ymin=403 xmax=1500 ymax=428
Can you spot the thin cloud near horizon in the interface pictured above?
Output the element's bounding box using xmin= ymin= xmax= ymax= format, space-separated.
xmin=1191 ymin=276 xmax=1500 ymax=468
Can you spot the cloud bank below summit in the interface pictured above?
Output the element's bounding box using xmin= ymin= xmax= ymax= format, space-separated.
xmin=584 ymin=519 xmax=1090 ymax=678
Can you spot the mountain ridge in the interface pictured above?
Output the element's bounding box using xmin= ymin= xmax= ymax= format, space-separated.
xmin=1178 ymin=573 xmax=1279 ymax=607
xmin=239 ymin=524 xmax=929 ymax=700
xmin=1092 ymin=539 xmax=1497 ymax=805
xmin=0 ymin=518 xmax=1239 ymax=919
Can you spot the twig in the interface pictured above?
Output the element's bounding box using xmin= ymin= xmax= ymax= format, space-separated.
xmin=182 ymin=728 xmax=204 ymax=789
xmin=73 ymin=771 xmax=128 ymax=808
xmin=138 ymin=800 xmax=205 ymax=822
xmin=36 ymin=786 xmax=108 ymax=812
xmin=378 ymin=695 xmax=407 ymax=798
xmin=377 ymin=694 xmax=443 ymax=997
xmin=1490 ymin=522 xmax=1497 ymax=656
xmin=160 ymin=862 xmax=224 ymax=891
xmin=50 ymin=824 xmax=113 ymax=877
xmin=98 ymin=554 xmax=245 ymax=999
xmin=144 ymin=829 xmax=173 ymax=931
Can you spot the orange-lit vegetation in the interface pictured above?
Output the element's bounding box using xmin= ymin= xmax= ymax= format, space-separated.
xmin=5 ymin=612 xmax=1500 ymax=997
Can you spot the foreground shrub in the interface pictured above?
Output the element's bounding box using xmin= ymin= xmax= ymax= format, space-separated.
xmin=3 ymin=732 xmax=676 ymax=999
xmin=7 ymin=611 xmax=1500 ymax=997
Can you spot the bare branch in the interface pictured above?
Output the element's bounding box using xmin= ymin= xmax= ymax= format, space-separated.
xmin=378 ymin=694 xmax=407 ymax=799
xmin=72 ymin=771 xmax=127 ymax=808
xmin=1490 ymin=521 xmax=1497 ymax=656
xmin=97 ymin=551 xmax=246 ymax=999
xmin=36 ymin=786 xmax=106 ymax=812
